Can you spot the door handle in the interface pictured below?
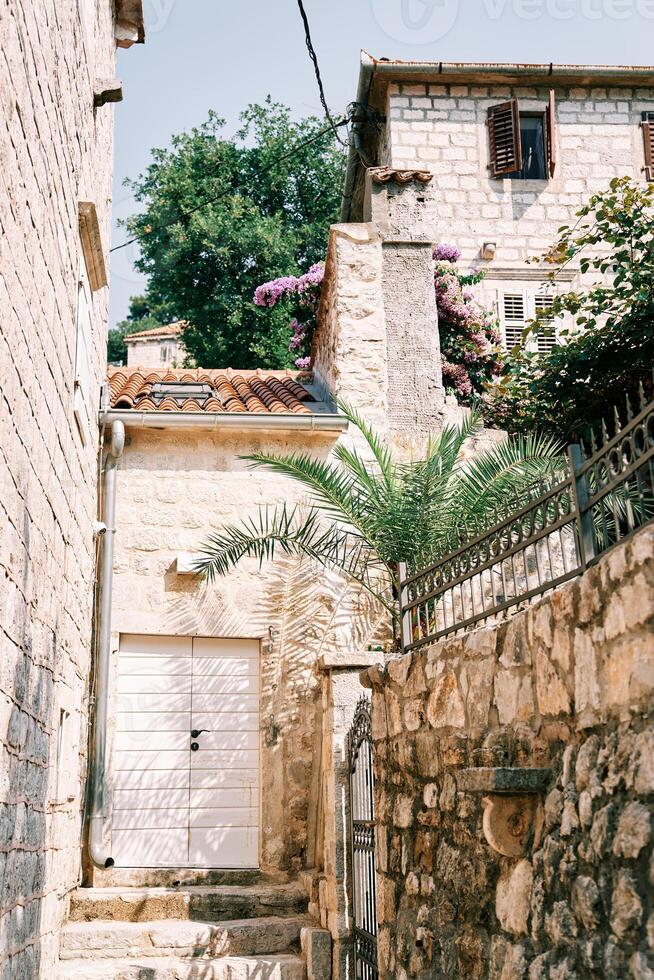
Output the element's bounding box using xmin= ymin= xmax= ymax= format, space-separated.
xmin=191 ymin=729 xmax=209 ymax=739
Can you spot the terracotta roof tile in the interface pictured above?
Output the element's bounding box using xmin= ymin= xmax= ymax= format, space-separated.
xmin=107 ymin=366 xmax=317 ymax=416
xmin=124 ymin=321 xmax=184 ymax=342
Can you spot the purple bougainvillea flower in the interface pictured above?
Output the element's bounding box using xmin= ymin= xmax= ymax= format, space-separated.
xmin=295 ymin=356 xmax=311 ymax=370
xmin=433 ymin=242 xmax=462 ymax=263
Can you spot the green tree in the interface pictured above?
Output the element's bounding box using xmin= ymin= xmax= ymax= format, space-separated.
xmin=121 ymin=101 xmax=345 ymax=369
xmin=486 ymin=177 xmax=654 ymax=439
xmin=107 ymin=296 xmax=164 ymax=365
xmin=195 ymin=404 xmax=562 ymax=641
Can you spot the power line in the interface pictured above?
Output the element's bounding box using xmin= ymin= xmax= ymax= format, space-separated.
xmin=295 ymin=0 xmax=347 ymax=147
xmin=110 ymin=115 xmax=349 ymax=254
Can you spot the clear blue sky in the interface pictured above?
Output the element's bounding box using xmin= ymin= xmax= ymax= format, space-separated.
xmin=109 ymin=0 xmax=649 ymax=327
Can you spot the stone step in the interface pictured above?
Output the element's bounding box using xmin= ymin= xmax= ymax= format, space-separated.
xmin=59 ymin=915 xmax=311 ymax=961
xmin=91 ymin=868 xmax=278 ymax=889
xmin=69 ymin=883 xmax=308 ymax=923
xmin=57 ymin=953 xmax=306 ymax=979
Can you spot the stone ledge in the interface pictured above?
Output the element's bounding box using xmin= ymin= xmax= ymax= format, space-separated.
xmin=319 ymin=650 xmax=385 ymax=671
xmin=458 ymin=767 xmax=552 ymax=794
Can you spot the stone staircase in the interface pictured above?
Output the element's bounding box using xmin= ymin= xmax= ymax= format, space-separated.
xmin=57 ymin=874 xmax=329 ymax=979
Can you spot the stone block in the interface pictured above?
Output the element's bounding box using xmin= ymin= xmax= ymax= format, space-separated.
xmin=301 ymin=926 xmax=332 ymax=980
xmin=612 ymin=802 xmax=651 ymax=859
xmin=495 ymin=859 xmax=533 ymax=935
xmin=426 ymin=671 xmax=465 ymax=729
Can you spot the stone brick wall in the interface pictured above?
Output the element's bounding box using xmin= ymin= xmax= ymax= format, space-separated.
xmin=0 ymin=2 xmax=124 ymax=973
xmin=364 ymin=524 xmax=654 ymax=979
xmin=125 ymin=336 xmax=184 ymax=368
xmin=385 ymin=81 xmax=654 ymax=270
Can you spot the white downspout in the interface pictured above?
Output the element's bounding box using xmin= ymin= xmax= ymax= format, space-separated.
xmin=88 ymin=419 xmax=124 ymax=869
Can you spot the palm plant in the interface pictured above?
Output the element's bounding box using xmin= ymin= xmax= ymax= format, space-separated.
xmin=195 ymin=404 xmax=564 ymax=639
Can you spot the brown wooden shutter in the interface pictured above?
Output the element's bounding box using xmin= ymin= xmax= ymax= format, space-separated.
xmin=546 ymin=89 xmax=557 ymax=178
xmin=488 ymin=99 xmax=522 ymax=177
xmin=643 ymin=112 xmax=654 ymax=181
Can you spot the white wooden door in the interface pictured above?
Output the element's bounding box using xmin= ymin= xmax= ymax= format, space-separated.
xmin=112 ymin=634 xmax=260 ymax=868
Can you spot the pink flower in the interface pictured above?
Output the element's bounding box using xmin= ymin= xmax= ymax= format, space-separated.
xmin=434 ymin=242 xmax=462 ymax=263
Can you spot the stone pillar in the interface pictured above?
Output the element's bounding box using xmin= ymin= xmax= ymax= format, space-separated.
xmin=365 ymin=169 xmax=444 ymax=443
xmin=312 ymin=170 xmax=447 ymax=456
xmin=311 ymin=651 xmax=384 ymax=980
xmin=380 ymin=241 xmax=444 ymax=439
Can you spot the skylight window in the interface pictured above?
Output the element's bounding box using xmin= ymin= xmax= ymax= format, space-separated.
xmin=150 ymin=382 xmax=215 ymax=406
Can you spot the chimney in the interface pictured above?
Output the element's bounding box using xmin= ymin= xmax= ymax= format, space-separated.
xmin=313 ymin=169 xmax=445 ymax=451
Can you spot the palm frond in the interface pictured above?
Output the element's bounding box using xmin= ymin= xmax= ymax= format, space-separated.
xmin=239 ymin=451 xmax=366 ymax=531
xmin=194 ymin=503 xmax=394 ymax=611
xmin=335 ymin=399 xmax=394 ymax=489
xmin=452 ymin=430 xmax=565 ymax=523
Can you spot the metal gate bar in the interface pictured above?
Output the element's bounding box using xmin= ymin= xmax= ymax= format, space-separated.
xmin=348 ymin=697 xmax=378 ymax=979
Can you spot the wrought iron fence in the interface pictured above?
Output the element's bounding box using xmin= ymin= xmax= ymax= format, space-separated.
xmin=399 ymin=387 xmax=654 ymax=654
xmin=348 ymin=697 xmax=378 ymax=980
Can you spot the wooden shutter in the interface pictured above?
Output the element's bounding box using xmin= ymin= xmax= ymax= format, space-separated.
xmin=501 ymin=292 xmax=527 ymax=348
xmin=534 ymin=294 xmax=557 ymax=352
xmin=643 ymin=112 xmax=654 ymax=182
xmin=488 ymin=100 xmax=522 ymax=177
xmin=546 ymin=90 xmax=557 ymax=178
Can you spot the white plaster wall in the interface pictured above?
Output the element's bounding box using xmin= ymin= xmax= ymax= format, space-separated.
xmin=107 ymin=426 xmax=387 ymax=876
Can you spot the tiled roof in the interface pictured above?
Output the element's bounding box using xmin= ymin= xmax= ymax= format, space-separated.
xmin=124 ymin=321 xmax=184 ymax=342
xmin=107 ymin=367 xmax=316 ymax=415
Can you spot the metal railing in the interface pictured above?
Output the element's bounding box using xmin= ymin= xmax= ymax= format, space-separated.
xmin=399 ymin=386 xmax=654 ymax=654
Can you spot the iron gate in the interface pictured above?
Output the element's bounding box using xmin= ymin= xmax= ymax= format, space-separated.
xmin=348 ymin=696 xmax=378 ymax=979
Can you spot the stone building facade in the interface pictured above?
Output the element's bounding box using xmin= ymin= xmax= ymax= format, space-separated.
xmin=343 ymin=56 xmax=654 ymax=350
xmin=363 ymin=524 xmax=654 ymax=979
xmin=0 ymin=2 xmax=143 ymax=975
xmin=123 ymin=322 xmax=185 ymax=368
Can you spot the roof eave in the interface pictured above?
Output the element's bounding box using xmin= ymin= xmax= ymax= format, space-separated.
xmin=368 ymin=54 xmax=654 ymax=86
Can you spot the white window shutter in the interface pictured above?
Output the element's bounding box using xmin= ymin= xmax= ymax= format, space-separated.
xmin=74 ymin=257 xmax=93 ymax=444
xmin=534 ymin=293 xmax=557 ymax=352
xmin=500 ymin=290 xmax=527 ymax=349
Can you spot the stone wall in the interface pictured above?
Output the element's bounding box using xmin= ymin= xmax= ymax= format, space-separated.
xmin=0 ymin=2 xmax=138 ymax=973
xmin=364 ymin=524 xmax=654 ymax=979
xmin=385 ymin=80 xmax=654 ymax=271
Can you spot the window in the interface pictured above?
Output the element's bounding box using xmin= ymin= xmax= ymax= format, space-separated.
xmin=73 ymin=257 xmax=93 ymax=444
xmin=160 ymin=345 xmax=169 ymax=364
xmin=488 ymin=92 xmax=556 ymax=180
xmin=499 ymin=289 xmax=558 ymax=353
xmin=150 ymin=381 xmax=214 ymax=407
xmin=642 ymin=112 xmax=654 ymax=182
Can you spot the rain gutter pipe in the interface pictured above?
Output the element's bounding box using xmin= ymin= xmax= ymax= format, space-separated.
xmin=100 ymin=410 xmax=349 ymax=433
xmin=88 ymin=419 xmax=124 ymax=870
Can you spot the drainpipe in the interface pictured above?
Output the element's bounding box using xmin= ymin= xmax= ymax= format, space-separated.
xmin=88 ymin=419 xmax=124 ymax=869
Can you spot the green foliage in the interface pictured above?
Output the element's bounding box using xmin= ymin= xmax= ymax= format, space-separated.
xmin=121 ymin=101 xmax=345 ymax=369
xmin=195 ymin=404 xmax=563 ymax=636
xmin=486 ymin=178 xmax=654 ymax=439
xmin=107 ymin=296 xmax=163 ymax=365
